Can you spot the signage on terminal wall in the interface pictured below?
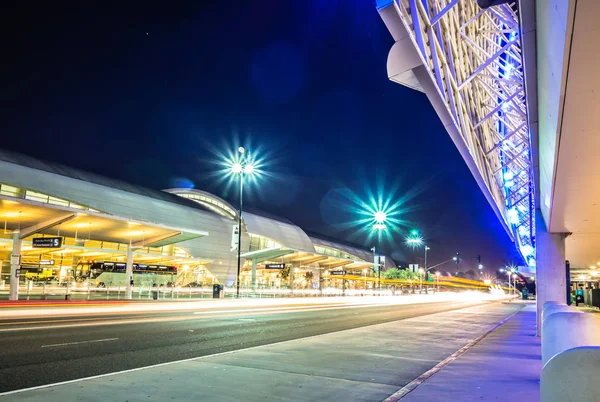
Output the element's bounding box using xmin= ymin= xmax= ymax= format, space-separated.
xmin=330 ymin=270 xmax=346 ymax=276
xmin=231 ymin=225 xmax=239 ymax=251
xmin=10 ymin=254 xmax=20 ymax=266
xmin=32 ymin=237 xmax=63 ymax=248
xmin=39 ymin=260 xmax=55 ymax=266
xmin=265 ymin=263 xmax=285 ymax=269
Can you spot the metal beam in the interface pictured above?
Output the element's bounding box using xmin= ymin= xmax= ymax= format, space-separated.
xmin=252 ymin=250 xmax=294 ymax=264
xmin=132 ymin=231 xmax=182 ymax=248
xmin=290 ymin=255 xmax=329 ymax=264
xmin=321 ymin=260 xmax=352 ymax=269
xmin=18 ymin=213 xmax=77 ymax=239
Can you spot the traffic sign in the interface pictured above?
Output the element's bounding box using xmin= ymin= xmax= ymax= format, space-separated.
xmin=265 ymin=263 xmax=285 ymax=269
xmin=32 ymin=237 xmax=63 ymax=248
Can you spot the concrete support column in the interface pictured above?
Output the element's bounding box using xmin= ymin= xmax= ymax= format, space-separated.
xmin=536 ymin=210 xmax=567 ymax=336
xmin=319 ymin=269 xmax=322 ymax=296
xmin=71 ymin=239 xmax=85 ymax=280
xmin=9 ymin=233 xmax=22 ymax=301
xmin=251 ymin=260 xmax=257 ymax=295
xmin=125 ymin=243 xmax=134 ymax=299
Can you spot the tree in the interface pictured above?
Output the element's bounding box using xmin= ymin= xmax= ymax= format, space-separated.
xmin=383 ymin=268 xmax=419 ymax=281
xmin=279 ymin=265 xmax=290 ymax=281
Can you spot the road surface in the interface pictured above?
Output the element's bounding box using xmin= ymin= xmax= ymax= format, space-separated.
xmin=0 ymin=299 xmax=484 ymax=392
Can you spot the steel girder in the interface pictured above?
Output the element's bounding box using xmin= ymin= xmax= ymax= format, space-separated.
xmin=385 ymin=0 xmax=535 ymax=266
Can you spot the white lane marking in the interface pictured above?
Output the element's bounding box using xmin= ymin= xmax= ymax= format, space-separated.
xmin=0 ymin=302 xmax=487 ymax=397
xmin=192 ymin=303 xmax=356 ymax=315
xmin=41 ymin=338 xmax=119 ymax=348
xmin=0 ymin=303 xmax=377 ymax=333
xmin=382 ymin=305 xmax=524 ymax=401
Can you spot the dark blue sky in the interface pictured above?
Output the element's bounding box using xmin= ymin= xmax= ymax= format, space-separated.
xmin=1 ymin=1 xmax=522 ymax=272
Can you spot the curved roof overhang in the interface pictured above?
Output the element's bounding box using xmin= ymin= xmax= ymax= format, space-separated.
xmin=242 ymin=212 xmax=315 ymax=252
xmin=0 ymin=194 xmax=207 ymax=247
xmin=164 ymin=188 xmax=237 ymax=220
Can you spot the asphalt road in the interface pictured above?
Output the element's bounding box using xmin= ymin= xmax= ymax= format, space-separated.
xmin=0 ymin=300 xmax=482 ymax=392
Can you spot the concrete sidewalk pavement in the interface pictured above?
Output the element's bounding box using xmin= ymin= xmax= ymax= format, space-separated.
xmin=0 ymin=302 xmax=536 ymax=402
xmin=398 ymin=303 xmax=541 ymax=402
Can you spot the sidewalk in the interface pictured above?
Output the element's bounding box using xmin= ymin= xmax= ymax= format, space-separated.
xmin=399 ymin=303 xmax=541 ymax=401
xmin=0 ymin=302 xmax=539 ymax=401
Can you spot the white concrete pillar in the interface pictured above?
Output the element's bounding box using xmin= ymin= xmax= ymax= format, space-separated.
xmin=536 ymin=210 xmax=567 ymax=336
xmin=9 ymin=233 xmax=21 ymax=301
xmin=125 ymin=243 xmax=134 ymax=299
xmin=251 ymin=260 xmax=257 ymax=295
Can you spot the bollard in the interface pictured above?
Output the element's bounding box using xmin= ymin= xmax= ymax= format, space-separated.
xmin=542 ymin=302 xmax=576 ymax=325
xmin=541 ymin=346 xmax=600 ymax=402
xmin=542 ymin=311 xmax=600 ymax=366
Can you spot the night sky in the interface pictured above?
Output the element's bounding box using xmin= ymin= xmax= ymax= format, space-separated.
xmin=1 ymin=1 xmax=522 ymax=273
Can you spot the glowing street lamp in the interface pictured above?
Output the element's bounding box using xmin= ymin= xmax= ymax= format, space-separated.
xmin=230 ymin=146 xmax=257 ymax=298
xmin=374 ymin=211 xmax=387 ymax=224
xmin=406 ymin=230 xmax=429 ymax=275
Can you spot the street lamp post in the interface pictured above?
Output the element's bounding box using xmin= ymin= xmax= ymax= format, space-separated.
xmin=372 ymin=210 xmax=387 ymax=296
xmin=231 ymin=146 xmax=255 ymax=298
xmin=435 ymin=271 xmax=440 ymax=292
xmin=419 ymin=267 xmax=424 ymax=292
xmin=371 ymin=246 xmax=381 ymax=295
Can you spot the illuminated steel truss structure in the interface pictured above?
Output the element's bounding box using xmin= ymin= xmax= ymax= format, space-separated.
xmin=386 ymin=0 xmax=535 ymax=266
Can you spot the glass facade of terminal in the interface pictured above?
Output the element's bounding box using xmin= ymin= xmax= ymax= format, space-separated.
xmin=0 ymin=183 xmax=99 ymax=212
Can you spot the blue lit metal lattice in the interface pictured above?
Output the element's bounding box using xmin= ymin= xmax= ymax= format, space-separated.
xmin=389 ymin=0 xmax=535 ymax=266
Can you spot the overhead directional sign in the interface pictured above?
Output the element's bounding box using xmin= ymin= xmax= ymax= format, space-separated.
xmin=330 ymin=270 xmax=346 ymax=276
xmin=265 ymin=263 xmax=285 ymax=269
xmin=32 ymin=237 xmax=63 ymax=248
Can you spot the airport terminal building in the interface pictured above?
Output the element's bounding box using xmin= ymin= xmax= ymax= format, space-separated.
xmin=0 ymin=150 xmax=394 ymax=298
